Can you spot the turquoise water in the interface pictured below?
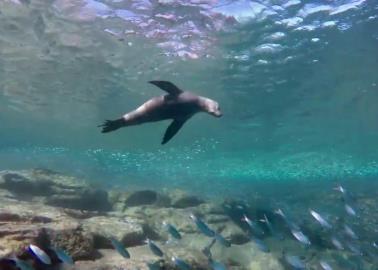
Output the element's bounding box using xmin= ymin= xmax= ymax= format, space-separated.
xmin=1 ymin=0 xmax=377 ymax=195
xmin=1 ymin=1 xmax=378 ymax=269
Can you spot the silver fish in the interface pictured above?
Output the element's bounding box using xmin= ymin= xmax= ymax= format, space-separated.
xmin=346 ymin=241 xmax=362 ymax=255
xmin=309 ymin=209 xmax=332 ymax=229
xmin=333 ymin=185 xmax=346 ymax=194
xmin=110 ymin=237 xmax=130 ymax=259
xmin=163 ymin=221 xmax=182 ymax=240
xmin=251 ymin=237 xmax=269 ymax=253
xmin=275 ymin=208 xmax=300 ymax=230
xmin=320 ymin=260 xmax=333 ymax=270
xmin=50 ymin=247 xmax=74 ymax=265
xmin=210 ymin=260 xmax=227 ymax=270
xmin=147 ymin=261 xmax=161 ymax=270
xmin=291 ymin=229 xmax=311 ymax=246
xmin=190 ymin=214 xmax=215 ymax=237
xmin=373 ymin=241 xmax=378 ymax=249
xmin=344 ymin=224 xmax=358 ymax=240
xmin=146 ymin=239 xmax=164 ymax=257
xmin=12 ymin=258 xmax=35 ymax=270
xmin=344 ymin=204 xmax=357 ymax=217
xmin=242 ymin=215 xmax=264 ymax=235
xmin=333 ymin=185 xmax=353 ymax=202
xmin=172 ymin=256 xmax=191 ymax=270
xmin=330 ymin=236 xmax=344 ymax=250
xmin=214 ymin=233 xmax=231 ymax=247
xmin=28 ymin=244 xmax=51 ymax=265
xmin=285 ymin=255 xmax=305 ymax=269
xmin=260 ymin=214 xmax=280 ymax=238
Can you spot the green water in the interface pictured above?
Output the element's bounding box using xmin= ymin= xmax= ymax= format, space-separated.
xmin=0 ymin=0 xmax=377 ymax=193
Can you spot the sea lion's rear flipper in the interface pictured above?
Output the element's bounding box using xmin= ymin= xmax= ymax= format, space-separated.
xmin=149 ymin=81 xmax=183 ymax=96
xmin=162 ymin=119 xmax=188 ymax=144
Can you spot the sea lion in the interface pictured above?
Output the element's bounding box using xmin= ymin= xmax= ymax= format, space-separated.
xmin=99 ymin=81 xmax=222 ymax=144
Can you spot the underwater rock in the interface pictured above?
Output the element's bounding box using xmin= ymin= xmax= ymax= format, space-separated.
xmin=48 ymin=225 xmax=96 ymax=260
xmin=213 ymin=220 xmax=249 ymax=245
xmin=124 ymin=190 xmax=171 ymax=207
xmin=45 ymin=188 xmax=112 ymax=211
xmin=0 ymin=169 xmax=87 ymax=190
xmin=174 ymin=233 xmax=283 ymax=270
xmin=196 ymin=202 xmax=226 ymax=215
xmin=0 ymin=196 xmax=89 ymax=258
xmin=0 ymin=172 xmax=53 ymax=197
xmin=211 ymin=241 xmax=284 ymax=270
xmin=73 ymin=247 xmax=168 ymax=270
xmin=0 ymin=169 xmax=113 ymax=212
xmin=140 ymin=207 xmax=198 ymax=236
xmin=169 ymin=190 xmax=205 ymax=208
xmin=82 ymin=216 xmax=145 ymax=248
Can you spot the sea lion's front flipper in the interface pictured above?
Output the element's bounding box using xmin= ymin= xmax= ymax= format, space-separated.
xmin=149 ymin=81 xmax=183 ymax=96
xmin=162 ymin=119 xmax=188 ymax=145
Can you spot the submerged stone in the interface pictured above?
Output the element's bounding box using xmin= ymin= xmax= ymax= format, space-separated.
xmin=82 ymin=216 xmax=145 ymax=248
xmin=124 ymin=190 xmax=170 ymax=207
xmin=169 ymin=190 xmax=205 ymax=208
xmin=45 ymin=188 xmax=112 ymax=211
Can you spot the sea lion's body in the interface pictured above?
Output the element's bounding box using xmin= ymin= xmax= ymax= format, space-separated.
xmin=99 ymin=81 xmax=222 ymax=144
xmin=123 ymin=92 xmax=201 ymax=125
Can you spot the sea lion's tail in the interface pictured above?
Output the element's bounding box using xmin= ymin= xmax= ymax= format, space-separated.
xmin=98 ymin=118 xmax=125 ymax=133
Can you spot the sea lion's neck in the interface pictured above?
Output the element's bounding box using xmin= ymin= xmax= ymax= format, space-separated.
xmin=197 ymin=96 xmax=210 ymax=112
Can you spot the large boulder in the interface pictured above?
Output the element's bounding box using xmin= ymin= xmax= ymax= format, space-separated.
xmin=82 ymin=216 xmax=145 ymax=248
xmin=0 ymin=197 xmax=96 ymax=260
xmin=169 ymin=190 xmax=205 ymax=208
xmin=124 ymin=190 xmax=171 ymax=207
xmin=47 ymin=225 xmax=95 ymax=260
xmin=73 ymin=243 xmax=210 ymax=270
xmin=45 ymin=188 xmax=112 ymax=211
xmin=0 ymin=170 xmax=112 ymax=211
xmin=0 ymin=172 xmax=53 ymax=197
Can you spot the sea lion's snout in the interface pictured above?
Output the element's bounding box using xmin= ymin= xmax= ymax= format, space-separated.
xmin=204 ymin=99 xmax=222 ymax=118
xmin=212 ymin=110 xmax=222 ymax=117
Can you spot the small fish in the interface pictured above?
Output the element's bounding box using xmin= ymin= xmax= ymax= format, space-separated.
xmin=251 ymin=237 xmax=269 ymax=253
xmin=12 ymin=258 xmax=35 ymax=270
xmin=285 ymin=255 xmax=305 ymax=269
xmin=210 ymin=260 xmax=227 ymax=270
xmin=147 ymin=261 xmax=161 ymax=270
xmin=163 ymin=222 xmax=182 ymax=240
xmin=291 ymin=229 xmax=311 ymax=246
xmin=309 ymin=209 xmax=332 ymax=229
xmin=260 ymin=214 xmax=284 ymax=240
xmin=333 ymin=185 xmax=353 ymax=202
xmin=28 ymin=244 xmax=51 ymax=265
xmin=202 ymin=238 xmax=216 ymax=259
xmin=242 ymin=215 xmax=264 ymax=236
xmin=333 ymin=185 xmax=346 ymax=194
xmin=345 ymin=241 xmax=362 ymax=255
xmin=344 ymin=204 xmax=357 ymax=217
xmin=274 ymin=208 xmax=300 ymax=230
xmin=330 ymin=236 xmax=344 ymax=250
xmin=110 ymin=237 xmax=130 ymax=258
xmin=50 ymin=247 xmax=74 ymax=265
xmin=373 ymin=241 xmax=378 ymax=249
xmin=146 ymin=239 xmax=164 ymax=257
xmin=320 ymin=260 xmax=333 ymax=270
xmin=190 ymin=214 xmax=215 ymax=237
xmin=172 ymin=256 xmax=191 ymax=270
xmin=214 ymin=233 xmax=231 ymax=248
xmin=343 ymin=224 xmax=358 ymax=240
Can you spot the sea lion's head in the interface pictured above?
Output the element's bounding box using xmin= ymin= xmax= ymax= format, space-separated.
xmin=200 ymin=97 xmax=222 ymax=117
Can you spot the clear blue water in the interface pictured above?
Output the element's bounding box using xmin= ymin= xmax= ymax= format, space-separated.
xmin=0 ymin=0 xmax=377 ymax=196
